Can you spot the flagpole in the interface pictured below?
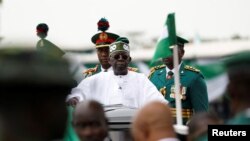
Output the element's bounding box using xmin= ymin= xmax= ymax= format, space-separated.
xmin=173 ymin=44 xmax=189 ymax=136
xmin=173 ymin=44 xmax=183 ymax=125
xmin=169 ymin=13 xmax=188 ymax=135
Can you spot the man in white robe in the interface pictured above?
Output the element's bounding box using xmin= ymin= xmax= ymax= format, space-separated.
xmin=67 ymin=37 xmax=167 ymax=107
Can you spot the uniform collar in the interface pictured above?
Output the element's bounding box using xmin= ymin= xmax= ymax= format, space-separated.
xmin=101 ymin=66 xmax=113 ymax=72
xmin=165 ymin=62 xmax=183 ymax=75
xmin=109 ymin=70 xmax=129 ymax=78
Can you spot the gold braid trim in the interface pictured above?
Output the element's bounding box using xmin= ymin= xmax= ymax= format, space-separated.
xmin=127 ymin=67 xmax=138 ymax=72
xmin=184 ymin=65 xmax=200 ymax=73
xmin=148 ymin=64 xmax=165 ymax=78
xmin=170 ymin=108 xmax=193 ymax=119
xmin=83 ymin=65 xmax=99 ymax=75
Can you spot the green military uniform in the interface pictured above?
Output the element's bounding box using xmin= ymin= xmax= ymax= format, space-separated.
xmin=149 ymin=63 xmax=209 ymax=124
xmin=36 ymin=23 xmax=65 ymax=58
xmin=194 ymin=134 xmax=208 ymax=141
xmin=36 ymin=38 xmax=65 ymax=58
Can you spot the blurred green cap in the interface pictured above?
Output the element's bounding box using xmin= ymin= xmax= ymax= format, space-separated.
xmin=0 ymin=48 xmax=75 ymax=88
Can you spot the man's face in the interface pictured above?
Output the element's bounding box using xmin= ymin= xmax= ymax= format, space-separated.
xmin=73 ymin=110 xmax=108 ymax=141
xmin=109 ymin=51 xmax=131 ymax=75
xmin=37 ymin=32 xmax=47 ymax=39
xmin=96 ymin=47 xmax=110 ymax=68
xmin=162 ymin=45 xmax=184 ymax=68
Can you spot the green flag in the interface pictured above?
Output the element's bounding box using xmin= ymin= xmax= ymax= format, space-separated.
xmin=151 ymin=13 xmax=177 ymax=65
xmin=63 ymin=106 xmax=80 ymax=141
xmin=167 ymin=13 xmax=177 ymax=47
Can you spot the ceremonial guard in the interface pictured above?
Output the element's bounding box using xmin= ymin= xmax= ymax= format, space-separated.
xmin=36 ymin=23 xmax=65 ymax=58
xmin=149 ymin=36 xmax=208 ymax=124
xmin=83 ymin=18 xmax=137 ymax=78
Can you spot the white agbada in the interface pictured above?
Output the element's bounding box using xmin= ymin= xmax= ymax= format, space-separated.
xmin=67 ymin=70 xmax=167 ymax=108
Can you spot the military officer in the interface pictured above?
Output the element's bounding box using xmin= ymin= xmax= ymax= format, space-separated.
xmin=83 ymin=18 xmax=119 ymax=78
xmin=67 ymin=37 xmax=167 ymax=108
xmin=83 ymin=18 xmax=138 ymax=78
xmin=66 ymin=18 xmax=119 ymax=106
xmin=36 ymin=23 xmax=65 ymax=58
xmin=149 ymin=36 xmax=209 ymax=124
xmin=225 ymin=51 xmax=250 ymax=124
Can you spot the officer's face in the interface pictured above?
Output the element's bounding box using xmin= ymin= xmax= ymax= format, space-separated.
xmin=162 ymin=45 xmax=184 ymax=69
xmin=37 ymin=32 xmax=47 ymax=39
xmin=96 ymin=47 xmax=110 ymax=68
xmin=109 ymin=51 xmax=131 ymax=75
xmin=73 ymin=110 xmax=108 ymax=141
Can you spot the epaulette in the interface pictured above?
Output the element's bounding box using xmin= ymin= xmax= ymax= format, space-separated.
xmin=184 ymin=65 xmax=200 ymax=73
xmin=148 ymin=65 xmax=166 ymax=78
xmin=127 ymin=67 xmax=138 ymax=72
xmin=83 ymin=65 xmax=98 ymax=76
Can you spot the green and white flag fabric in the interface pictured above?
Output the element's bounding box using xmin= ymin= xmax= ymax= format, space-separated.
xmin=151 ymin=13 xmax=177 ymax=65
xmin=63 ymin=106 xmax=80 ymax=141
xmin=167 ymin=13 xmax=177 ymax=47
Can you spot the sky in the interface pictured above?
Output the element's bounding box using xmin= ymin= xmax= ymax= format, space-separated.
xmin=1 ymin=0 xmax=250 ymax=50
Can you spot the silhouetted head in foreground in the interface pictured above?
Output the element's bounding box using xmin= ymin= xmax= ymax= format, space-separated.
xmin=131 ymin=101 xmax=177 ymax=141
xmin=0 ymin=48 xmax=75 ymax=141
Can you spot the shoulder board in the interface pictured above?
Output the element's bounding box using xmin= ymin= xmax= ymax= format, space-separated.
xmin=83 ymin=65 xmax=98 ymax=75
xmin=150 ymin=64 xmax=165 ymax=72
xmin=148 ymin=65 xmax=165 ymax=78
xmin=127 ymin=67 xmax=138 ymax=72
xmin=184 ymin=65 xmax=200 ymax=73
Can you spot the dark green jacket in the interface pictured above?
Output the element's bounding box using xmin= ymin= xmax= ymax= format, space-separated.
xmin=149 ymin=63 xmax=209 ymax=124
xmin=36 ymin=39 xmax=65 ymax=58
